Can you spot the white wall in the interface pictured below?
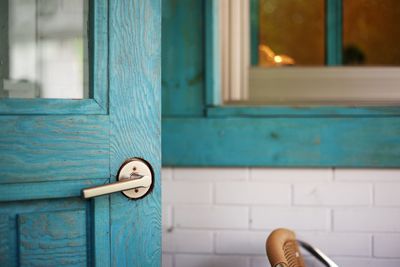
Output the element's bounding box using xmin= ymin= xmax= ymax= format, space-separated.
xmin=162 ymin=168 xmax=400 ymax=267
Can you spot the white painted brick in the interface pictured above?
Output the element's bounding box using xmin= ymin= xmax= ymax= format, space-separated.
xmin=251 ymin=207 xmax=330 ymax=231
xmin=163 ymin=229 xmax=214 ymax=253
xmin=332 ymin=257 xmax=400 ymax=267
xmin=175 ymin=205 xmax=249 ymax=229
xmin=335 ymin=169 xmax=400 ymax=181
xmin=297 ymin=232 xmax=371 ymax=256
xmin=175 ymin=254 xmax=249 ymax=267
xmin=374 ymin=234 xmax=400 ymax=258
xmin=251 ymin=168 xmax=332 ymax=182
xmin=215 ymin=231 xmax=269 ymax=255
xmin=162 ymin=167 xmax=173 ymax=181
xmin=216 ymin=182 xmax=291 ymax=205
xmin=375 ymin=183 xmax=400 ymax=206
xmin=334 ymin=208 xmax=400 ymax=232
xmin=162 ymin=181 xmax=212 ymax=204
xmin=163 ymin=205 xmax=173 ymax=230
xmin=294 ymin=183 xmax=371 ymax=206
xmin=173 ymin=168 xmax=248 ymax=181
xmin=162 ymin=254 xmax=173 ymax=267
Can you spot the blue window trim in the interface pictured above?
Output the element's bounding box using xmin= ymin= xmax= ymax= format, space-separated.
xmin=0 ymin=0 xmax=108 ymax=115
xmin=162 ymin=0 xmax=400 ymax=167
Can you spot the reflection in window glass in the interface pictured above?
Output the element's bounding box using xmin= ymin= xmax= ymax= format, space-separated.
xmin=258 ymin=0 xmax=325 ymax=67
xmin=0 ymin=0 xmax=89 ymax=99
xmin=343 ymin=0 xmax=400 ymax=66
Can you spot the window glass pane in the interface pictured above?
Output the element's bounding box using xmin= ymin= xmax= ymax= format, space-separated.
xmin=343 ymin=0 xmax=400 ymax=66
xmin=0 ymin=0 xmax=89 ymax=99
xmin=258 ymin=0 xmax=325 ymax=67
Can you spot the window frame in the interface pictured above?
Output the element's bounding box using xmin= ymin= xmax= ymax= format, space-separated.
xmin=0 ymin=0 xmax=108 ymax=115
xmin=161 ymin=0 xmax=400 ymax=167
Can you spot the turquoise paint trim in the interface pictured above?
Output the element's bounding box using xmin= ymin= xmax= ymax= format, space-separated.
xmin=0 ymin=98 xmax=105 ymax=115
xmin=163 ymin=117 xmax=400 ymax=167
xmin=92 ymin=0 xmax=109 ymax=112
xmin=162 ymin=0 xmax=205 ymax=116
xmin=326 ymin=0 xmax=343 ymax=65
xmin=0 ymin=0 xmax=108 ymax=115
xmin=205 ymin=0 xmax=221 ymax=106
xmin=109 ymin=0 xmax=161 ymax=265
xmin=0 ymin=115 xmax=110 ymax=183
xmin=250 ymin=0 xmax=259 ymax=66
xmin=92 ymin=196 xmax=111 ymax=267
xmin=207 ymin=106 xmax=400 ymax=117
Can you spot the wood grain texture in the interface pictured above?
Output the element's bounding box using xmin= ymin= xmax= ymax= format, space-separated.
xmin=163 ymin=117 xmax=400 ymax=167
xmin=0 ymin=179 xmax=109 ymax=202
xmin=92 ymin=196 xmax=110 ymax=267
xmin=0 ymin=99 xmax=105 ymax=115
xmin=162 ymin=0 xmax=205 ymax=116
xmin=109 ymin=0 xmax=161 ymax=266
xmin=0 ymin=198 xmax=86 ymax=267
xmin=18 ymin=210 xmax=87 ymax=267
xmin=0 ymin=115 xmax=109 ymax=183
xmin=91 ymin=0 xmax=109 ymax=110
xmin=0 ymin=214 xmax=11 ymax=266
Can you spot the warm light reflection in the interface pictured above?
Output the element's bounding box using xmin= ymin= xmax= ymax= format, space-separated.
xmin=258 ymin=44 xmax=295 ymax=67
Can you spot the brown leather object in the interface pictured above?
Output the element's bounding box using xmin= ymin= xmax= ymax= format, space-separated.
xmin=266 ymin=228 xmax=306 ymax=267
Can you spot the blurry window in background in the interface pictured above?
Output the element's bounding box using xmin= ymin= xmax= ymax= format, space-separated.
xmin=343 ymin=0 xmax=400 ymax=66
xmin=220 ymin=0 xmax=400 ymax=104
xmin=258 ymin=0 xmax=325 ymax=67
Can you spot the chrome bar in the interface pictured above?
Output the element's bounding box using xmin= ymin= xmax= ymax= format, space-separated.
xmin=297 ymin=240 xmax=339 ymax=267
xmin=82 ymin=175 xmax=151 ymax=199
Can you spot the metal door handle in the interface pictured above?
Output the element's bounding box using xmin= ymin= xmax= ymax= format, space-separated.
xmin=82 ymin=158 xmax=153 ymax=200
xmin=82 ymin=175 xmax=151 ymax=199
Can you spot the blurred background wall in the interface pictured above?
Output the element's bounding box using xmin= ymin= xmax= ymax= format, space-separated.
xmin=162 ymin=168 xmax=400 ymax=267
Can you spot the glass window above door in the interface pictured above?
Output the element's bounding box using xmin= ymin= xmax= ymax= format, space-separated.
xmin=0 ymin=0 xmax=89 ymax=99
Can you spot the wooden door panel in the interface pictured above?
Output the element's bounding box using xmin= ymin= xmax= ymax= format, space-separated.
xmin=0 ymin=197 xmax=109 ymax=267
xmin=0 ymin=116 xmax=110 ymax=183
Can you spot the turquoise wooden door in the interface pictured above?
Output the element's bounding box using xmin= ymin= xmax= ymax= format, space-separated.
xmin=0 ymin=0 xmax=161 ymax=266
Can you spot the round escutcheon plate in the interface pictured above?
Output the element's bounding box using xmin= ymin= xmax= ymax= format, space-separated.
xmin=117 ymin=158 xmax=154 ymax=199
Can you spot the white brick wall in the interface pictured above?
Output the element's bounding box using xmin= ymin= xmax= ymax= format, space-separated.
xmin=162 ymin=168 xmax=400 ymax=267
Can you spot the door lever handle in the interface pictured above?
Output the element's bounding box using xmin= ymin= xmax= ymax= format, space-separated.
xmin=82 ymin=175 xmax=151 ymax=199
xmin=82 ymin=158 xmax=154 ymax=200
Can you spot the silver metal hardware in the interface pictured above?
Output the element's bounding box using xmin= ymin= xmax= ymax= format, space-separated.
xmin=82 ymin=158 xmax=153 ymax=199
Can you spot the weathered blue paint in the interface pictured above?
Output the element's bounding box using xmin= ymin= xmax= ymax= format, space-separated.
xmin=162 ymin=0 xmax=205 ymax=117
xmin=0 ymin=0 xmax=161 ymax=266
xmin=326 ymin=0 xmax=343 ymax=65
xmin=0 ymin=198 xmax=87 ymax=267
xmin=18 ymin=210 xmax=87 ymax=266
xmin=0 ymin=0 xmax=108 ymax=115
xmin=163 ymin=117 xmax=400 ymax=167
xmin=0 ymin=115 xmax=109 ymax=184
xmin=205 ymin=0 xmax=221 ymax=106
xmin=109 ymin=0 xmax=161 ymax=266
